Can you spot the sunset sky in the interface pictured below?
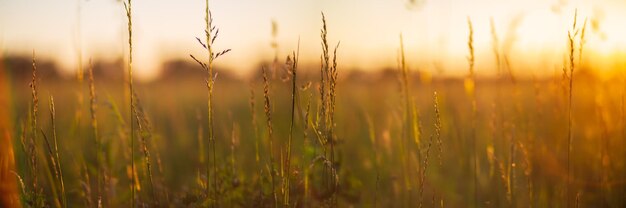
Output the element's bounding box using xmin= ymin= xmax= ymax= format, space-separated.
xmin=1 ymin=0 xmax=625 ymax=80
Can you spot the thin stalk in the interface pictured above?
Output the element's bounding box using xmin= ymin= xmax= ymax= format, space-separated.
xmin=196 ymin=109 xmax=205 ymax=178
xmin=29 ymin=50 xmax=40 ymax=201
xmin=189 ymin=2 xmax=230 ymax=205
xmin=249 ymin=87 xmax=259 ymax=164
xmin=203 ymin=1 xmax=218 ymax=205
xmin=74 ymin=0 xmax=84 ymax=139
xmin=319 ymin=13 xmax=340 ymax=205
xmin=466 ymin=17 xmax=478 ymax=207
xmin=398 ymin=34 xmax=413 ymax=203
xmin=40 ymin=129 xmax=61 ymax=207
xmin=284 ymin=46 xmax=299 ymax=206
xmin=302 ymin=94 xmax=312 ymax=206
xmin=419 ymin=92 xmax=442 ymax=208
xmin=122 ymin=1 xmax=134 ymax=206
xmin=49 ymin=96 xmax=66 ymax=208
xmin=132 ymin=105 xmax=158 ymax=205
xmin=88 ymin=59 xmax=103 ymax=207
xmin=566 ymin=10 xmax=578 ymax=207
xmin=262 ymin=67 xmax=278 ymax=207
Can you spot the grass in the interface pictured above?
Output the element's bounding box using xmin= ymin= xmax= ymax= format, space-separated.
xmin=284 ymin=48 xmax=299 ymax=206
xmin=418 ymin=92 xmax=442 ymax=208
xmin=132 ymin=95 xmax=157 ymax=205
xmin=27 ymin=51 xmax=44 ymax=207
xmin=465 ymin=16 xmax=478 ymax=208
xmin=87 ymin=60 xmax=100 ymax=207
xmin=261 ymin=66 xmax=277 ymax=207
xmin=122 ymin=1 xmax=135 ymax=206
xmin=3 ymin=5 xmax=626 ymax=208
xmin=398 ymin=33 xmax=416 ymax=205
xmin=189 ymin=1 xmax=232 ymax=205
xmin=565 ymin=9 xmax=588 ymax=206
xmin=317 ymin=12 xmax=341 ymax=206
xmin=48 ymin=95 xmax=66 ymax=208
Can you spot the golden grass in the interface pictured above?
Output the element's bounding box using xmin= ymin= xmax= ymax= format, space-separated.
xmin=87 ymin=60 xmax=102 ymax=208
xmin=566 ymin=9 xmax=578 ymax=206
xmin=302 ymin=93 xmax=313 ymax=205
xmin=29 ymin=51 xmax=40 ymax=202
xmin=249 ymin=86 xmax=260 ymax=164
xmin=466 ymin=17 xmax=479 ymax=207
xmin=284 ymin=50 xmax=299 ymax=206
xmin=315 ymin=12 xmax=341 ymax=206
xmin=6 ymin=5 xmax=626 ymax=208
xmin=132 ymin=98 xmax=157 ymax=205
xmin=188 ymin=1 xmax=232 ymax=204
xmin=122 ymin=0 xmax=135 ymax=206
xmin=48 ymin=96 xmax=66 ymax=208
xmin=398 ymin=34 xmax=414 ymax=203
xmin=419 ymin=92 xmax=442 ymax=208
xmin=262 ymin=66 xmax=277 ymax=207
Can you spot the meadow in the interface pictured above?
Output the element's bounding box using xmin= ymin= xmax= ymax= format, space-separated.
xmin=1 ymin=1 xmax=625 ymax=207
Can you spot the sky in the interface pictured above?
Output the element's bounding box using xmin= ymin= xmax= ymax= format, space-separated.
xmin=1 ymin=0 xmax=625 ymax=80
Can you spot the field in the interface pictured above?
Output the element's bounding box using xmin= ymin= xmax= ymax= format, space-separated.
xmin=1 ymin=1 xmax=626 ymax=207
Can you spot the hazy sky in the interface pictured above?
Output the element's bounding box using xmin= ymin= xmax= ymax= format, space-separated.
xmin=1 ymin=0 xmax=625 ymax=79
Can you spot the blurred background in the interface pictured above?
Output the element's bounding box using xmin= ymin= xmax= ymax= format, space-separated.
xmin=1 ymin=0 xmax=625 ymax=80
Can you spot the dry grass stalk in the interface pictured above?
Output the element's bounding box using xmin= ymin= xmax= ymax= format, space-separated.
xmin=196 ymin=109 xmax=205 ymax=167
xmin=271 ymin=20 xmax=279 ymax=77
xmin=578 ymin=18 xmax=587 ymax=69
xmin=314 ymin=13 xmax=341 ymax=205
xmin=132 ymin=98 xmax=158 ymax=205
xmin=249 ymin=86 xmax=260 ymax=164
xmin=419 ymin=92 xmax=442 ymax=208
xmin=489 ymin=17 xmax=508 ymax=205
xmin=79 ymin=161 xmax=94 ymax=207
xmin=262 ymin=66 xmax=278 ymax=207
xmin=566 ymin=9 xmax=578 ymax=206
xmin=189 ymin=1 xmax=231 ymax=204
xmin=284 ymin=49 xmax=299 ymax=206
xmin=467 ymin=17 xmax=475 ymax=79
xmin=87 ymin=59 xmax=104 ymax=207
xmin=489 ymin=17 xmax=502 ymax=76
xmin=74 ymin=0 xmax=84 ymax=127
xmin=518 ymin=141 xmax=533 ymax=205
xmin=398 ymin=34 xmax=413 ymax=200
xmin=399 ymin=34 xmax=421 ymax=147
xmin=328 ymin=43 xmax=340 ymax=204
xmin=319 ymin=13 xmax=329 ymax=130
xmin=364 ymin=111 xmax=380 ymax=208
xmin=204 ymin=4 xmax=218 ymax=205
xmin=122 ymin=0 xmax=136 ymax=206
xmin=466 ymin=17 xmax=479 ymax=207
xmin=230 ymin=123 xmax=239 ymax=176
xmin=433 ymin=93 xmax=443 ymax=167
xmin=508 ymin=138 xmax=516 ymax=205
xmin=40 ymin=126 xmax=60 ymax=207
xmin=29 ymin=51 xmax=40 ymax=199
xmin=49 ymin=96 xmax=66 ymax=208
xmin=319 ymin=13 xmax=340 ymax=139
xmin=302 ymin=93 xmax=312 ymax=206
xmin=88 ymin=61 xmax=98 ymax=159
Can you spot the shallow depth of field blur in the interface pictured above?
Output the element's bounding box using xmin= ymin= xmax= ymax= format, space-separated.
xmin=1 ymin=0 xmax=626 ymax=207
